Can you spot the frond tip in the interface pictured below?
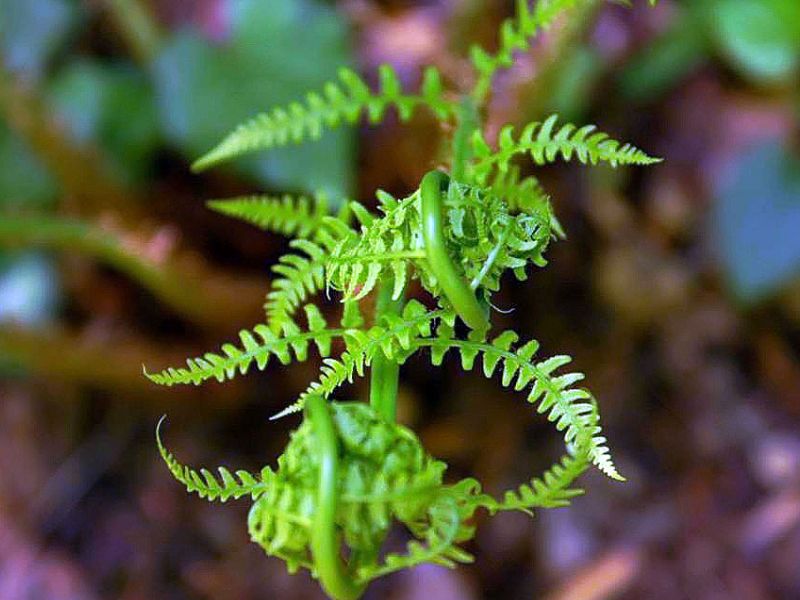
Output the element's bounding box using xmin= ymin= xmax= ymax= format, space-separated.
xmin=470 ymin=0 xmax=583 ymax=101
xmin=156 ymin=416 xmax=266 ymax=502
xmin=207 ymin=193 xmax=329 ymax=240
xmin=471 ymin=114 xmax=661 ymax=184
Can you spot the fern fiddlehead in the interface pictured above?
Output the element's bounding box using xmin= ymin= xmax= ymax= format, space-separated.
xmin=147 ymin=2 xmax=661 ymax=598
xmin=420 ymin=170 xmax=489 ymax=332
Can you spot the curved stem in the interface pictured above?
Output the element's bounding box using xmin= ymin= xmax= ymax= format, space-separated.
xmin=369 ymin=279 xmax=403 ymax=422
xmin=420 ymin=170 xmax=489 ymax=332
xmin=307 ymin=396 xmax=365 ymax=600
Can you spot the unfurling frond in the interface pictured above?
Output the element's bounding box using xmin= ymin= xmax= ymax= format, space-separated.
xmin=265 ymin=240 xmax=329 ymax=331
xmin=207 ymin=193 xmax=330 ymax=240
xmin=275 ymin=309 xmax=622 ymax=482
xmin=470 ymin=0 xmax=583 ymax=101
xmin=144 ymin=304 xmax=351 ymax=386
xmin=327 ymin=192 xmax=422 ymax=301
xmin=417 ymin=325 xmax=624 ymax=481
xmin=471 ymin=114 xmax=662 ymax=184
xmin=157 ymin=417 xmax=267 ymax=502
xmin=193 ymin=65 xmax=455 ymax=171
xmin=487 ymin=166 xmax=565 ymax=238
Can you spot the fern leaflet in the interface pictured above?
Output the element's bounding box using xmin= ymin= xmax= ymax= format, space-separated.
xmin=157 ymin=417 xmax=267 ymax=502
xmin=144 ymin=304 xmax=356 ymax=386
xmin=207 ymin=193 xmax=331 ymax=240
xmin=471 ymin=0 xmax=583 ymax=101
xmin=193 ymin=65 xmax=455 ymax=171
xmin=471 ymin=114 xmax=661 ymax=185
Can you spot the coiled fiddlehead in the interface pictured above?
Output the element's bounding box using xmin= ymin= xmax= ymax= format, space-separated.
xmin=420 ymin=170 xmax=489 ymax=332
xmin=148 ymin=2 xmax=662 ymax=598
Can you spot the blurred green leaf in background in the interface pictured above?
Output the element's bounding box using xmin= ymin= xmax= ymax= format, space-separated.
xmin=153 ymin=0 xmax=355 ymax=197
xmin=712 ymin=0 xmax=800 ymax=84
xmin=48 ymin=59 xmax=160 ymax=184
xmin=620 ymin=0 xmax=800 ymax=103
xmin=0 ymin=123 xmax=58 ymax=210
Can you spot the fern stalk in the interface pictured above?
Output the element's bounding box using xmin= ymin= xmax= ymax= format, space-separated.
xmin=369 ymin=279 xmax=404 ymax=422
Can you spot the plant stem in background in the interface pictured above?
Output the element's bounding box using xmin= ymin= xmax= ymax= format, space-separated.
xmin=0 ymin=67 xmax=137 ymax=218
xmin=103 ymin=0 xmax=164 ymax=65
xmin=0 ymin=215 xmax=265 ymax=330
xmin=0 ymin=324 xmax=202 ymax=396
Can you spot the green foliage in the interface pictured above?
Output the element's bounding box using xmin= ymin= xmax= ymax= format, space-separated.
xmin=157 ymin=416 xmax=267 ymax=502
xmin=153 ymin=0 xmax=355 ymax=197
xmin=469 ymin=114 xmax=661 ymax=185
xmin=149 ymin=2 xmax=660 ymax=598
xmin=207 ymin=193 xmax=332 ymax=241
xmin=48 ymin=59 xmax=160 ymax=182
xmin=470 ymin=0 xmax=583 ymax=102
xmin=712 ymin=0 xmax=800 ymax=84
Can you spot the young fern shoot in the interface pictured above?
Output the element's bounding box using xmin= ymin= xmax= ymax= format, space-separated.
xmin=146 ymin=1 xmax=661 ymax=598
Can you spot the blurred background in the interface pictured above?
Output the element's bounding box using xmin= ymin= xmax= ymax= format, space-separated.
xmin=1 ymin=0 xmax=799 ymax=598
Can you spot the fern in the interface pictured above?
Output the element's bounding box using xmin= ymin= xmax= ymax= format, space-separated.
xmin=471 ymin=0 xmax=584 ymax=101
xmin=207 ymin=193 xmax=331 ymax=240
xmin=150 ymin=2 xmax=661 ymax=597
xmin=156 ymin=416 xmax=267 ymax=502
xmin=419 ymin=325 xmax=623 ymax=481
xmin=470 ymin=113 xmax=662 ymax=185
xmin=193 ymin=65 xmax=456 ymax=172
xmin=144 ymin=303 xmax=358 ymax=386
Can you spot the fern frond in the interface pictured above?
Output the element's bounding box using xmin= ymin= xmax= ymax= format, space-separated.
xmin=156 ymin=416 xmax=267 ymax=502
xmin=207 ymin=193 xmax=330 ymax=240
xmin=497 ymin=451 xmax=588 ymax=512
xmin=471 ymin=0 xmax=583 ymax=102
xmin=144 ymin=304 xmax=349 ymax=386
xmin=271 ymin=302 xmax=444 ymax=419
xmin=416 ymin=326 xmax=624 ymax=481
xmin=327 ymin=192 xmax=422 ymax=301
xmin=265 ymin=240 xmax=331 ymax=332
xmin=487 ymin=166 xmax=566 ymax=239
xmin=193 ymin=65 xmax=455 ymax=171
xmin=471 ymin=114 xmax=662 ymax=183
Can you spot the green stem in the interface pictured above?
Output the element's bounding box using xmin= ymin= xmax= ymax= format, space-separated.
xmin=104 ymin=0 xmax=164 ymax=65
xmin=450 ymin=96 xmax=479 ymax=182
xmin=369 ymin=280 xmax=403 ymax=421
xmin=307 ymin=396 xmax=365 ymax=600
xmin=420 ymin=170 xmax=489 ymax=332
